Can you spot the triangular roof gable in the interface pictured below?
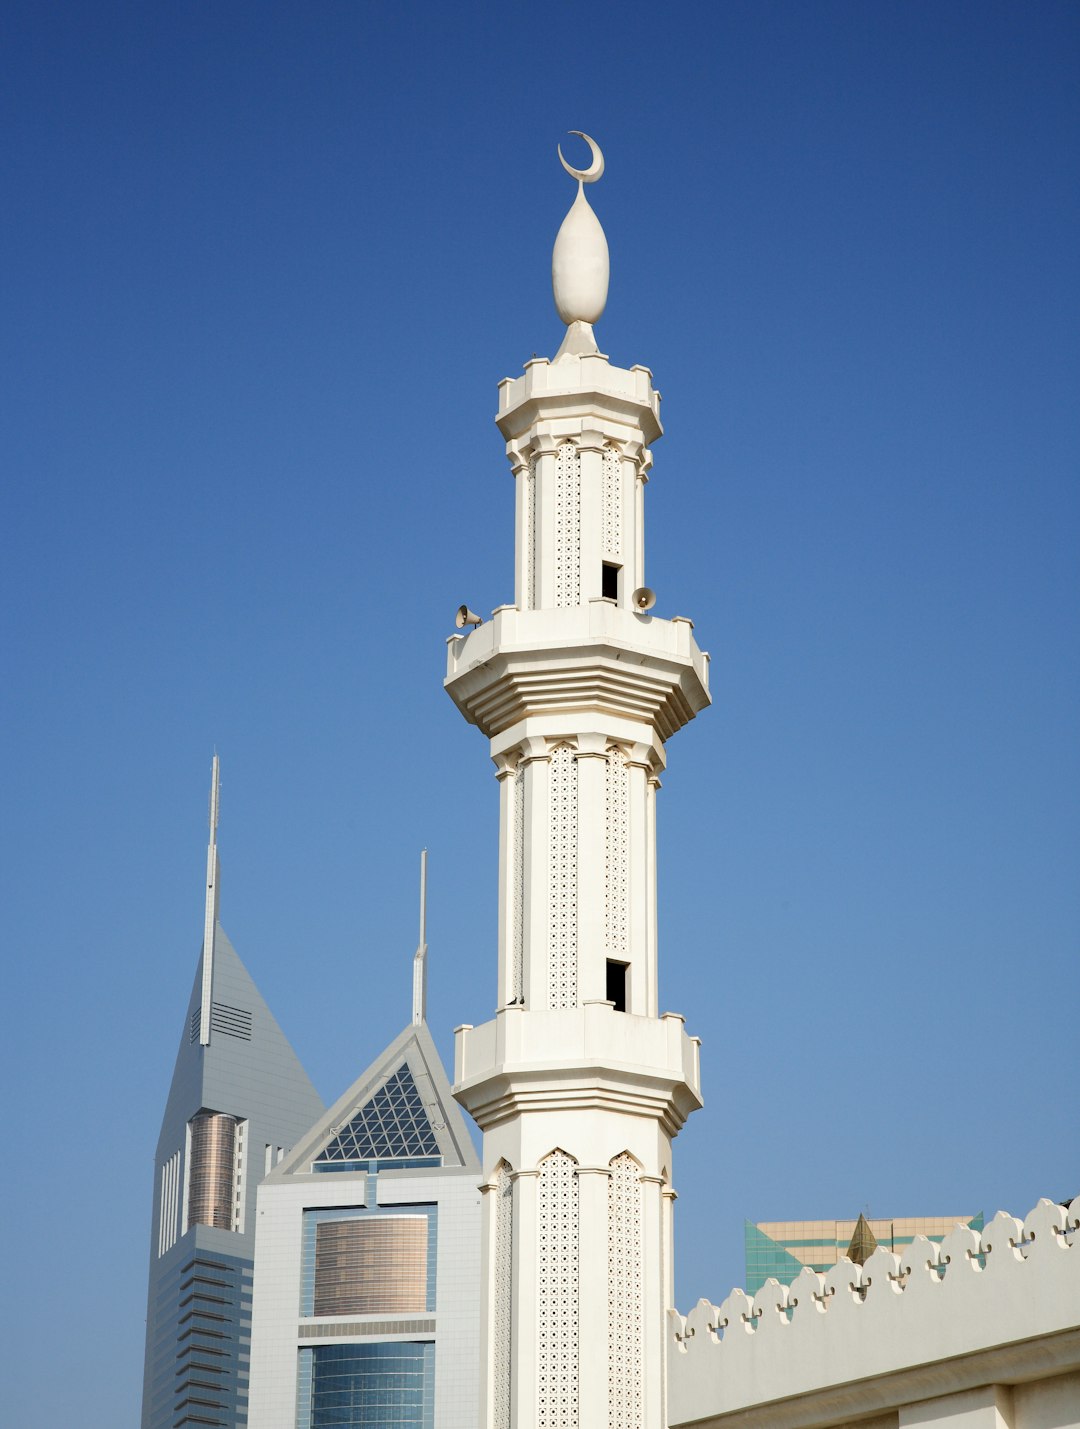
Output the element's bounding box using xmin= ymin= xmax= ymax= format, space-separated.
xmin=268 ymin=1020 xmax=479 ymax=1180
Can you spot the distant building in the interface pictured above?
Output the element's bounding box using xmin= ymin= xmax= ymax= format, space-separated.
xmin=744 ymin=1212 xmax=984 ymax=1295
xmin=247 ymin=1019 xmax=481 ymax=1429
xmin=141 ymin=758 xmax=324 ymax=1429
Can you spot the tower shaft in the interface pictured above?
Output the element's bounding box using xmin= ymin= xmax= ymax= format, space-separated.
xmin=448 ymin=333 xmax=710 ymax=1429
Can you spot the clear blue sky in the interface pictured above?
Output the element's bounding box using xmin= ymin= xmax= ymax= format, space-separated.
xmin=2 ymin=2 xmax=1077 ymax=1423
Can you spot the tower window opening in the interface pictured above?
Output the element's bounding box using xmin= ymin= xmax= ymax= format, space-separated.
xmin=606 ymin=959 xmax=629 ymax=1013
xmin=601 ymin=562 xmax=620 ymax=601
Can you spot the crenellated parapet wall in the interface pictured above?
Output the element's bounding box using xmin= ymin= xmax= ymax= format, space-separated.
xmin=668 ymin=1197 xmax=1080 ymax=1429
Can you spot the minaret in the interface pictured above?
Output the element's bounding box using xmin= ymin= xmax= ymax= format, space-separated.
xmin=448 ymin=134 xmax=711 ymax=1429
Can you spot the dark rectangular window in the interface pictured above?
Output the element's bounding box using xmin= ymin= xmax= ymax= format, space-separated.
xmin=606 ymin=960 xmax=628 ymax=1013
xmin=601 ymin=562 xmax=620 ymax=600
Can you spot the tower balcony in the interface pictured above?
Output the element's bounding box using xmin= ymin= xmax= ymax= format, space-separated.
xmin=445 ymin=602 xmax=710 ymax=744
xmin=453 ymin=1002 xmax=703 ymax=1138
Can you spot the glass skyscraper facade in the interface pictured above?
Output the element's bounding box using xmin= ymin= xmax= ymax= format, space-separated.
xmin=298 ymin=1342 xmax=436 ymax=1429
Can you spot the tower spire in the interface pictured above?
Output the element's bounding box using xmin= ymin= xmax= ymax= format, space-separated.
xmin=552 ymin=130 xmax=609 ymax=359
xmin=197 ymin=754 xmax=220 ymax=1046
xmin=412 ymin=847 xmax=428 ymax=1025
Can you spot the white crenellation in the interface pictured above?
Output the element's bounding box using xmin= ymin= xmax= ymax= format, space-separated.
xmin=549 ymin=744 xmax=579 ymax=1009
xmin=668 ymin=1195 xmax=1080 ymax=1428
xmin=608 ymin=1153 xmax=644 ymax=1429
xmin=555 ymin=441 xmax=581 ymax=608
xmin=604 ymin=748 xmax=630 ymax=970
xmin=602 ymin=444 xmax=621 ymax=563
xmin=493 ymin=1162 xmax=514 ymax=1429
xmin=538 ymin=1149 xmax=580 ymax=1429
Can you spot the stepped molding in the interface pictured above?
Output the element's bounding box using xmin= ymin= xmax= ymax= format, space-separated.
xmin=446 ymin=604 xmax=710 ymax=743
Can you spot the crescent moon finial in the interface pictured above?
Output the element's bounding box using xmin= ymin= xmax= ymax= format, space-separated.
xmin=558 ymin=130 xmax=604 ymax=184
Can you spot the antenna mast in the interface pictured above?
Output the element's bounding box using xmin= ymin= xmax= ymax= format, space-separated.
xmin=412 ymin=848 xmax=428 ymax=1025
xmin=198 ymin=755 xmax=220 ymax=1046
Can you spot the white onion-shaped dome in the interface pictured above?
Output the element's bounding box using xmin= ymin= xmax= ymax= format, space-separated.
xmin=552 ymin=185 xmax=609 ymax=326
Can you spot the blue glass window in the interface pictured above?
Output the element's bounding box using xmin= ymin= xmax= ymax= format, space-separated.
xmin=302 ymin=1342 xmax=435 ymax=1429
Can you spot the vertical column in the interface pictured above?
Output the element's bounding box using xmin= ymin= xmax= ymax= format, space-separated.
xmin=576 ymin=1165 xmax=612 ymax=1426
xmin=601 ymin=445 xmax=623 ymax=589
xmin=494 ymin=755 xmax=516 ymax=1008
xmin=509 ymin=442 xmax=532 ymax=611
xmin=532 ymin=435 xmax=559 ymax=609
xmin=574 ymin=736 xmax=608 ymax=1004
xmin=645 ymin=774 xmax=661 ymax=1016
xmin=536 ymin=1151 xmax=579 ymax=1429
xmin=547 ymin=743 xmax=579 ymax=1010
xmin=660 ymin=1180 xmax=678 ymax=1429
xmin=520 ymin=742 xmax=552 ymax=1010
xmin=478 ymin=1172 xmax=501 ymax=1429
xmin=635 ymin=451 xmax=652 ymax=599
xmin=554 ymin=440 xmax=582 ymax=608
xmin=511 ymin=1168 xmax=540 ymax=1429
xmin=625 ymin=747 xmax=652 ymax=1017
xmin=577 ymin=431 xmax=607 ymax=604
xmin=610 ymin=440 xmax=641 ymax=602
xmin=491 ymin=1164 xmax=514 ymax=1429
xmin=640 ymin=1173 xmax=665 ymax=1429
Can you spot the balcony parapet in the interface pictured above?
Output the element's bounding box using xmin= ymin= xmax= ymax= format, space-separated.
xmin=453 ymin=1003 xmax=702 ymax=1137
xmin=445 ymin=603 xmax=710 ymax=744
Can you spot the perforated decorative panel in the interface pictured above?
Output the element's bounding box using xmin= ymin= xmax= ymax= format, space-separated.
xmin=602 ymin=446 xmax=621 ymax=561
xmin=554 ymin=442 xmax=581 ymax=608
xmin=607 ymin=1154 xmax=643 ymax=1429
xmin=549 ymin=746 xmax=578 ymax=1009
xmin=493 ymin=1163 xmax=514 ymax=1429
xmin=605 ymin=750 xmax=629 ymax=969
xmin=538 ymin=1150 xmax=580 ymax=1429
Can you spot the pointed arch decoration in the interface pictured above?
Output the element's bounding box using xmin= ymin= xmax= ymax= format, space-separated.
xmin=607 ymin=1151 xmax=643 ymax=1429
xmin=493 ymin=1160 xmax=514 ymax=1429
xmin=538 ymin=1149 xmax=580 ymax=1429
xmin=549 ymin=744 xmax=579 ymax=1008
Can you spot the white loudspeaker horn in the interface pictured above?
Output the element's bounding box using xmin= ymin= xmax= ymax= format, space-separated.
xmin=631 ymin=586 xmax=656 ymax=612
xmin=455 ymin=605 xmax=483 ymax=629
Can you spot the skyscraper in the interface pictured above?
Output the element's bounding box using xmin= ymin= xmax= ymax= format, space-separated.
xmin=448 ymin=132 xmax=711 ymax=1429
xmin=141 ymin=758 xmax=325 ymax=1429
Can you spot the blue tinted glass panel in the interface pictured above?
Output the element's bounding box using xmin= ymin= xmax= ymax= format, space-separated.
xmin=308 ymin=1342 xmax=434 ymax=1429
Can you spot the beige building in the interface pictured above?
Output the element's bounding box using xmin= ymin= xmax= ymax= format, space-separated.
xmin=745 ymin=1212 xmax=983 ymax=1294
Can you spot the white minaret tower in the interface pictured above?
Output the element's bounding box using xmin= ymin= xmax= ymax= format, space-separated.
xmin=448 ymin=133 xmax=711 ymax=1429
